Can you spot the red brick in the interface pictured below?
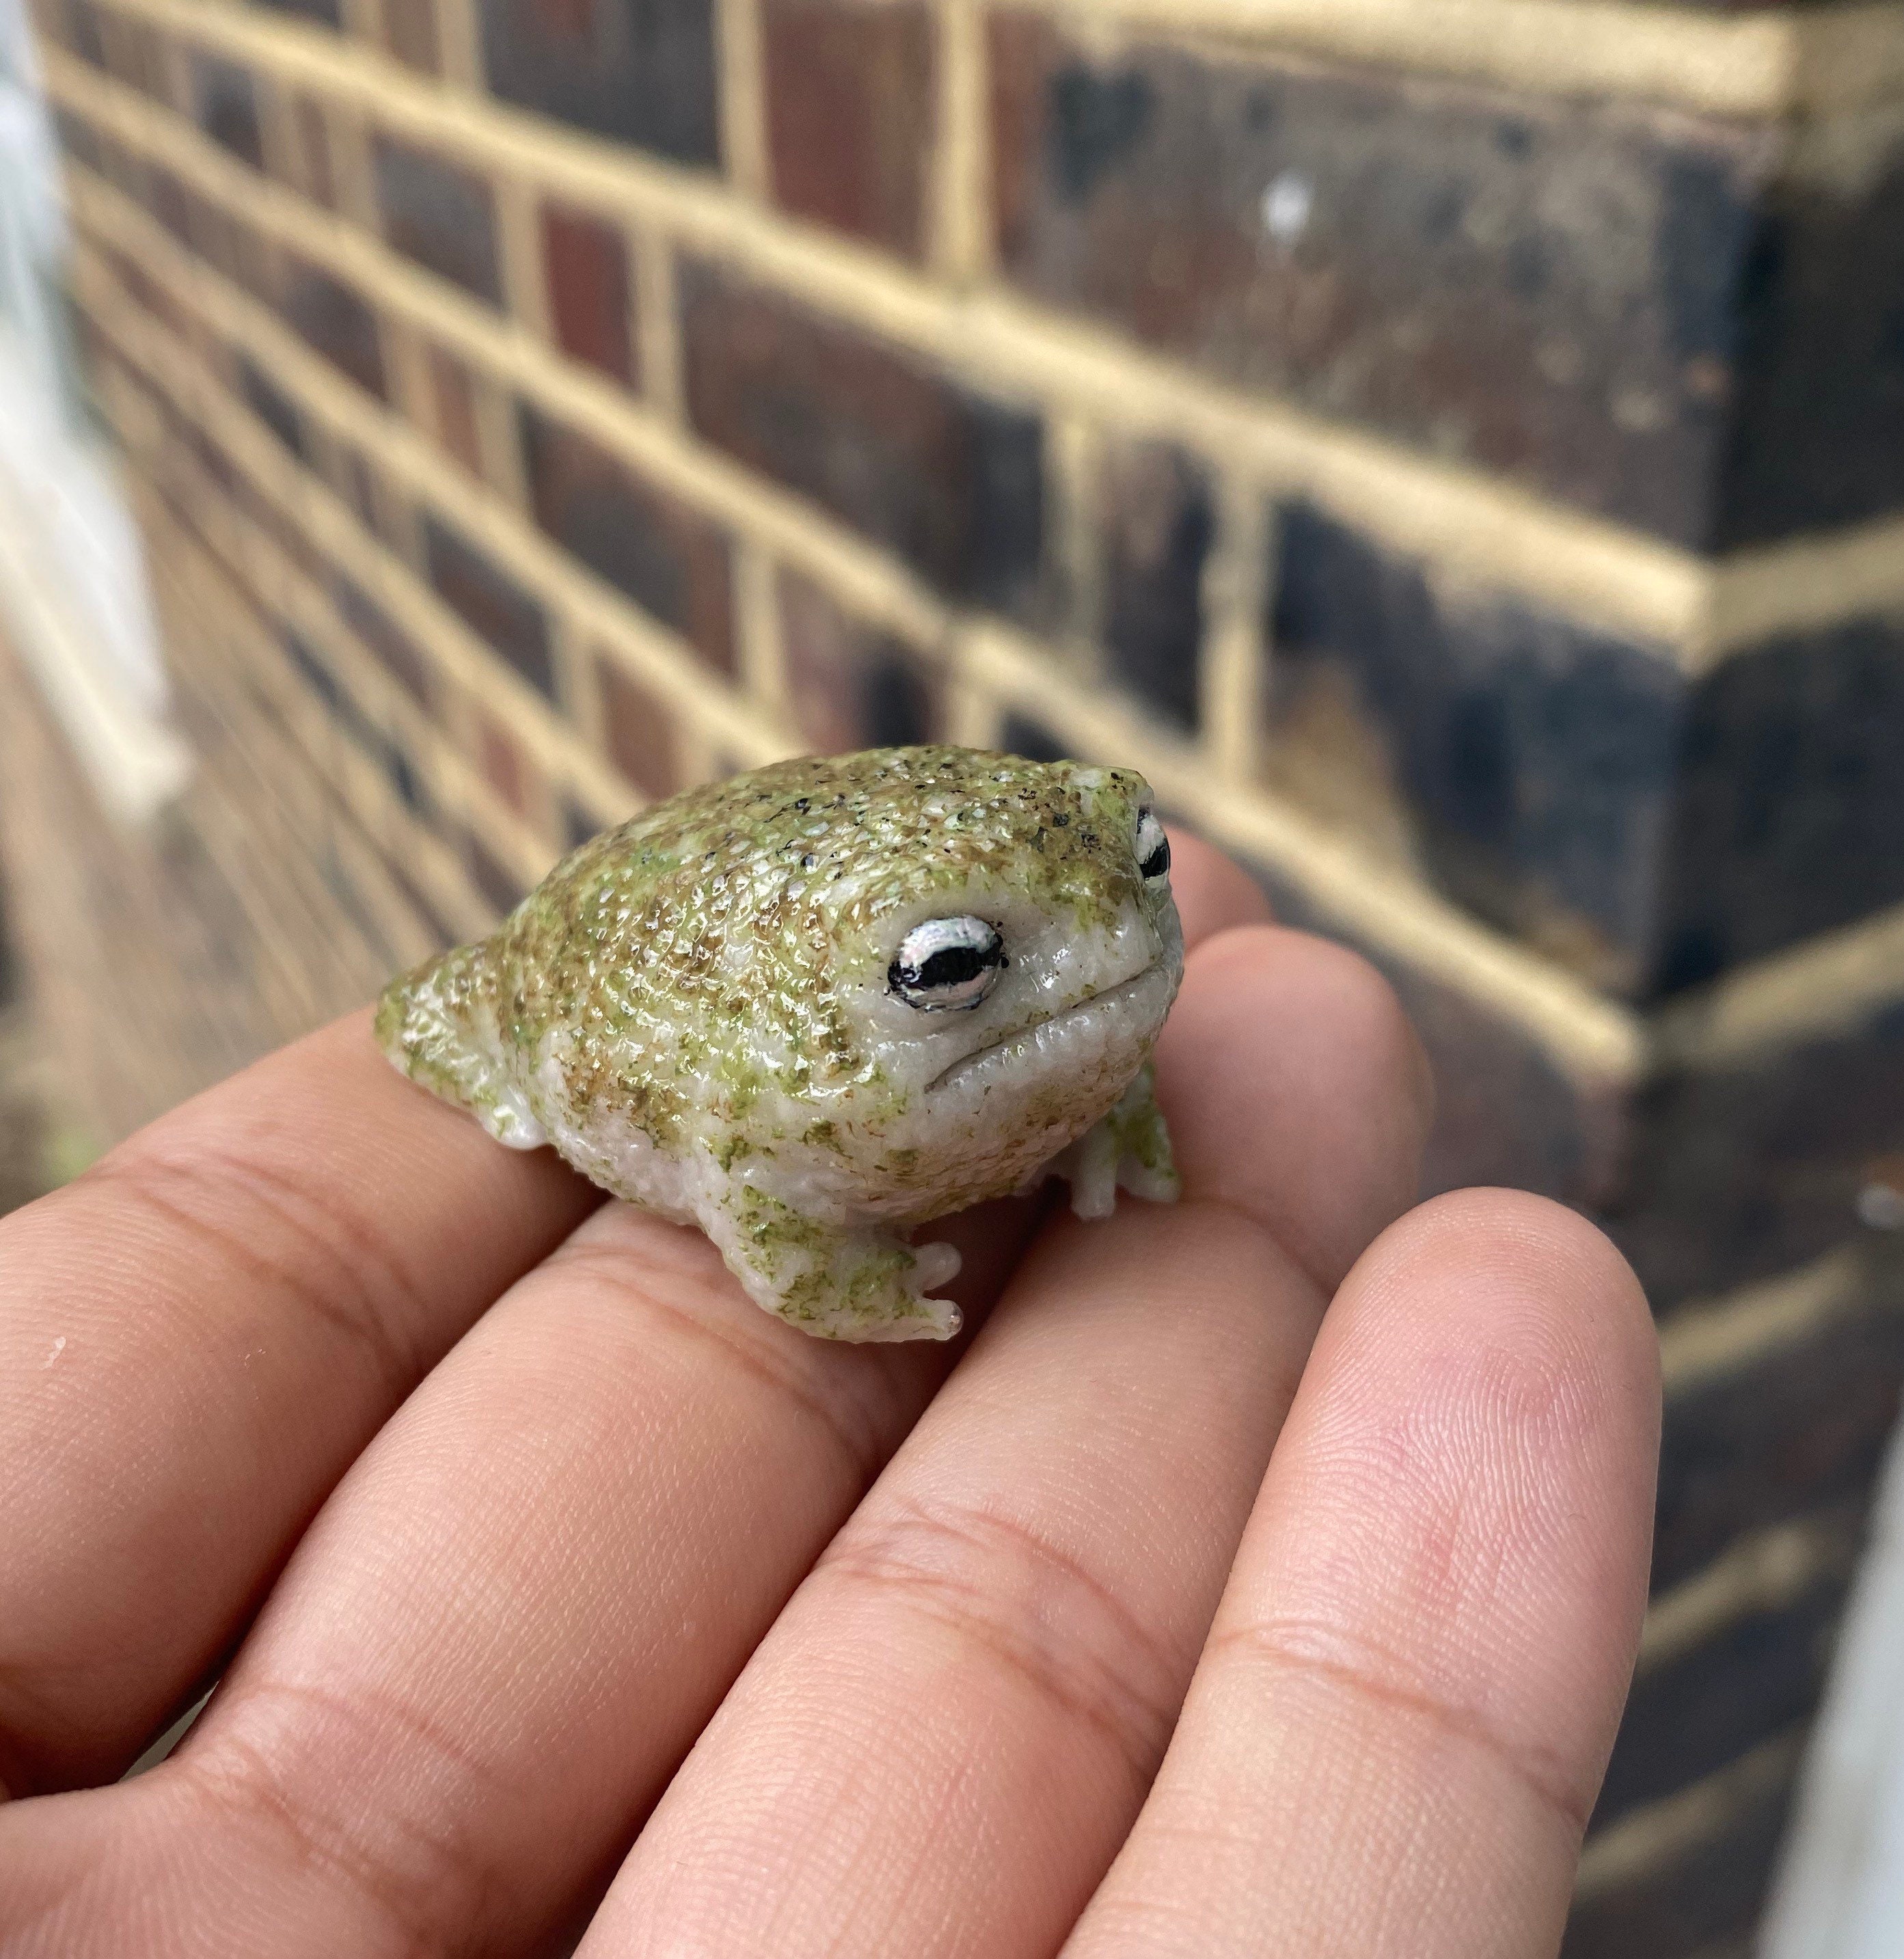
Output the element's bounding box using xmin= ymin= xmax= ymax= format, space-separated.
xmin=597 ymin=656 xmax=677 ymax=796
xmin=778 ymin=570 xmax=939 ymax=751
xmin=517 ymin=401 xmax=735 ymax=673
xmin=679 ymin=258 xmax=1045 ymax=615
xmin=761 ymin=0 xmax=933 ymax=260
xmin=540 ymin=205 xmax=636 ymax=385
xmin=477 ymin=714 xmax=531 ymax=813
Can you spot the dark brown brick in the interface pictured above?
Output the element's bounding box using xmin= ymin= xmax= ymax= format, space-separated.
xmin=288 ymin=97 xmax=337 ymax=210
xmin=517 ymin=401 xmax=734 ymax=673
xmin=990 ymin=19 xmax=1904 ymax=550
xmin=1564 ymin=1740 xmax=1800 ymax=1959
xmin=53 ymin=109 xmax=100 ymax=174
xmin=541 ymin=205 xmax=636 ymax=385
xmin=1611 ymin=982 xmax=1904 ymax=1306
xmin=1231 ymin=841 xmax=1629 ymax=1208
xmin=277 ymin=255 xmax=387 ymax=399
xmin=1000 ymin=714 xmax=1067 ymax=763
xmin=679 ymin=259 xmax=1045 ymax=616
xmin=98 ymin=14 xmax=164 ymax=96
xmin=59 ymin=0 xmax=107 ymax=66
xmin=1100 ymin=438 xmax=1209 ymax=733
xmin=381 ymin=0 xmax=441 ymax=73
xmin=761 ymin=0 xmax=932 ymax=260
xmin=561 ymin=798 xmax=601 ymax=850
xmin=1595 ymin=1512 xmax=1862 ymax=1828
xmin=250 ymin=0 xmax=342 ymax=29
xmin=597 ymin=656 xmax=677 ymax=796
xmin=334 ymin=444 xmax=405 ymax=552
xmin=1655 ymin=614 xmax=1904 ymax=988
xmin=1270 ymin=499 xmax=1682 ymax=996
xmin=189 ymin=53 xmax=264 ymax=170
xmin=1268 ymin=502 xmax=1904 ymax=997
xmin=373 ymin=138 xmax=503 ymax=306
xmin=422 ymin=515 xmax=556 ymax=699
xmin=476 ymin=0 xmax=718 ymax=167
xmin=427 ymin=344 xmax=486 ymax=477
xmin=1655 ymin=1258 xmax=1904 ymax=1589
xmin=778 ymin=570 xmax=940 ymax=751
xmin=334 ymin=576 xmax=433 ymax=707
xmin=234 ymin=353 xmax=305 ymax=459
xmin=462 ymin=828 xmax=523 ymax=914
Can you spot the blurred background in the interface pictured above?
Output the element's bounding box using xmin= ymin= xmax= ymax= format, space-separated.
xmin=1 ymin=0 xmax=1903 ymax=1948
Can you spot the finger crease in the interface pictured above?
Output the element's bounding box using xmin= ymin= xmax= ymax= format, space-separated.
xmin=819 ymin=1496 xmax=1183 ymax=1789
xmin=1210 ymin=1616 xmax=1592 ymax=1836
xmin=89 ymin=1150 xmax=431 ymax=1399
xmin=182 ymin=1681 xmax=511 ymax=1957
xmin=1178 ymin=1192 xmax=1337 ymax=1303
xmin=545 ymin=1245 xmax=896 ymax=1492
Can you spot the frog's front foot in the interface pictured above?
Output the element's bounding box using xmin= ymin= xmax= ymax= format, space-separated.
xmin=707 ymin=1186 xmax=962 ymax=1342
xmin=1052 ymin=1063 xmax=1180 ymax=1219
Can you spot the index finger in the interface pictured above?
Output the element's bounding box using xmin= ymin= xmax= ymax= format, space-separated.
xmin=0 ymin=1008 xmax=599 ymax=1796
xmin=1063 ymin=1191 xmax=1661 ymax=1959
xmin=0 ymin=833 xmax=1259 ymax=1801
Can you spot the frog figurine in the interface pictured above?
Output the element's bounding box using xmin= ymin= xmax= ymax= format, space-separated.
xmin=375 ymin=745 xmax=1184 ymax=1342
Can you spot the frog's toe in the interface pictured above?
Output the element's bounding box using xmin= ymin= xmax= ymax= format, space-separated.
xmin=909 ymin=1238 xmax=962 ymax=1297
xmin=707 ymin=1202 xmax=962 ymax=1342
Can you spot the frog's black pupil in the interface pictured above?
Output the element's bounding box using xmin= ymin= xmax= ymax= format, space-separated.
xmin=919 ymin=945 xmax=990 ymax=987
xmin=1141 ymin=834 xmax=1171 ymax=879
xmin=891 ymin=941 xmax=1002 ymax=995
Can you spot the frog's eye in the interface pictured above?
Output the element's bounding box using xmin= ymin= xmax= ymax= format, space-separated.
xmin=888 ymin=916 xmax=1005 ymax=1012
xmin=1137 ymin=810 xmax=1171 ymax=882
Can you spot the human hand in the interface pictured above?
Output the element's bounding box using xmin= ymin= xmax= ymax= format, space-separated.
xmin=0 ymin=837 xmax=1659 ymax=1958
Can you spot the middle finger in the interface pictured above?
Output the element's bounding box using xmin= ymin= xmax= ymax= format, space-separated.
xmin=582 ymin=925 xmax=1432 ymax=1959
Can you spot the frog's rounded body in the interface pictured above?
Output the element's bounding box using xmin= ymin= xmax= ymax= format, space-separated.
xmin=376 ymin=746 xmax=1184 ymax=1340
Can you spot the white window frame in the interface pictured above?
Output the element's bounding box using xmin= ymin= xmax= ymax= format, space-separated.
xmin=0 ymin=0 xmax=187 ymax=822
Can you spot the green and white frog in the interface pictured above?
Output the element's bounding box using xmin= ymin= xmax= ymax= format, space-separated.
xmin=375 ymin=745 xmax=1184 ymax=1342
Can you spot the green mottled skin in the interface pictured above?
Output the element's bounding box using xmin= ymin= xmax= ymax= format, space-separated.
xmin=377 ymin=746 xmax=1182 ymax=1340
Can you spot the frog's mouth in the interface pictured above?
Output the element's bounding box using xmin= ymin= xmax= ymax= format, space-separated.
xmin=923 ymin=960 xmax=1173 ymax=1098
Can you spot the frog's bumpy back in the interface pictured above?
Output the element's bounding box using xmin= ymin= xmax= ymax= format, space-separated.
xmin=374 ymin=937 xmax=547 ymax=1149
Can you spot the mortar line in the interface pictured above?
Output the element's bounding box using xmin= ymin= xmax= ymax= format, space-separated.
xmin=70 ymin=165 xmax=1651 ymax=1087
xmin=60 ymin=16 xmax=1904 ymax=661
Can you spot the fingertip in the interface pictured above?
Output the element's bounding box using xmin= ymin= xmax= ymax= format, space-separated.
xmin=1356 ymin=1187 xmax=1661 ymax=1433
xmin=1163 ymin=830 xmax=1274 ymax=951
xmin=1158 ymin=926 xmax=1434 ymax=1293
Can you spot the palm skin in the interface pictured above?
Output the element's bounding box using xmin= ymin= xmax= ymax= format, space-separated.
xmin=0 ymin=836 xmax=1659 ymax=1958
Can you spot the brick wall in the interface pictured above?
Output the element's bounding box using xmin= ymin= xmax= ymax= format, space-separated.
xmin=12 ymin=0 xmax=1904 ymax=1945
